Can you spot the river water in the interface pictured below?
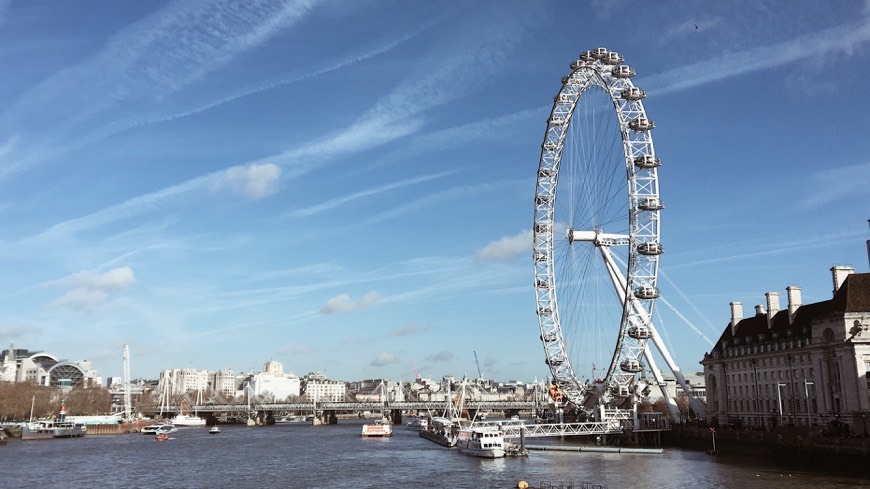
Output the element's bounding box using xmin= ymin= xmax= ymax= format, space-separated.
xmin=2 ymin=420 xmax=866 ymax=489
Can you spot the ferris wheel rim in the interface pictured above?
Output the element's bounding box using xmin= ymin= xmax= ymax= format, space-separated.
xmin=532 ymin=47 xmax=662 ymax=410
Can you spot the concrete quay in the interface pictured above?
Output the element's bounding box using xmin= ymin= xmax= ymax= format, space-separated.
xmin=663 ymin=425 xmax=870 ymax=476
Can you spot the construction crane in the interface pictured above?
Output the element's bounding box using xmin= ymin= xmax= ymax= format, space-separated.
xmin=473 ymin=350 xmax=484 ymax=381
xmin=122 ymin=344 xmax=132 ymax=420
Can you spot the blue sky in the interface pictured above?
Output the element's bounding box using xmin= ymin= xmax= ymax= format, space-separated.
xmin=0 ymin=0 xmax=868 ymax=384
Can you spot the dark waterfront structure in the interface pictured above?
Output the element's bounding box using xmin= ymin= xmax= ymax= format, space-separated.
xmin=702 ymin=267 xmax=870 ymax=435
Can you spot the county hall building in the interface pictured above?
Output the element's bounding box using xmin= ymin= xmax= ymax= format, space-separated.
xmin=701 ymin=265 xmax=870 ymax=435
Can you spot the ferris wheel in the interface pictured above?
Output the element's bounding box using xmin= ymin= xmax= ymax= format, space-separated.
xmin=533 ymin=48 xmax=692 ymax=418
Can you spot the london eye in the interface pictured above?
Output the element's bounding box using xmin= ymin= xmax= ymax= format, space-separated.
xmin=533 ymin=48 xmax=691 ymax=420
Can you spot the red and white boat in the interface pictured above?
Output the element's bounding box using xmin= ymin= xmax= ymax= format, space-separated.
xmin=360 ymin=420 xmax=392 ymax=437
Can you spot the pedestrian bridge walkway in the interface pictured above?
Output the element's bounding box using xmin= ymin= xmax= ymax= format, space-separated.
xmin=475 ymin=420 xmax=622 ymax=438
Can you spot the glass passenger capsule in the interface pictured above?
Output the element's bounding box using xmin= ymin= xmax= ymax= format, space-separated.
xmin=579 ymin=50 xmax=597 ymax=62
xmin=628 ymin=325 xmax=652 ymax=339
xmin=621 ymin=87 xmax=647 ymax=101
xmin=633 ymin=154 xmax=661 ymax=169
xmin=628 ymin=117 xmax=655 ymax=131
xmin=634 ymin=286 xmax=660 ymax=300
xmin=620 ymin=359 xmax=644 ymax=373
xmin=636 ymin=242 xmax=664 ymax=255
xmin=603 ymin=51 xmax=624 ymax=65
xmin=637 ymin=197 xmax=664 ymax=211
xmin=541 ymin=333 xmax=558 ymax=342
xmin=611 ymin=65 xmax=636 ymax=78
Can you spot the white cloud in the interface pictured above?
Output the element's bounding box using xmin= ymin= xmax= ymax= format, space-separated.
xmin=370 ymin=352 xmax=400 ymax=367
xmin=802 ymin=161 xmax=870 ymax=208
xmin=320 ymin=291 xmax=382 ymax=314
xmin=211 ymin=163 xmax=282 ymax=199
xmin=388 ymin=324 xmax=430 ymax=337
xmin=53 ymin=288 xmax=108 ymax=310
xmin=72 ymin=266 xmax=137 ymax=291
xmin=0 ymin=324 xmax=38 ymax=338
xmin=475 ymin=229 xmax=532 ymax=262
xmin=424 ymin=351 xmax=453 ymax=362
xmin=52 ymin=266 xmax=136 ymax=310
xmin=287 ymin=172 xmax=451 ymax=218
xmin=0 ymin=0 xmax=325 ymax=180
xmin=645 ymin=15 xmax=870 ymax=95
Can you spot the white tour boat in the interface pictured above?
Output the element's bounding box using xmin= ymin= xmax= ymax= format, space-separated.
xmin=360 ymin=420 xmax=392 ymax=437
xmin=456 ymin=425 xmax=506 ymax=458
xmin=141 ymin=424 xmax=177 ymax=435
xmin=171 ymin=414 xmax=207 ymax=427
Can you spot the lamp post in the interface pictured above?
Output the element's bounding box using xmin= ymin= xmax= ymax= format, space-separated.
xmin=804 ymin=379 xmax=815 ymax=426
xmin=777 ymin=382 xmax=787 ymax=425
xmin=751 ymin=359 xmax=760 ymax=428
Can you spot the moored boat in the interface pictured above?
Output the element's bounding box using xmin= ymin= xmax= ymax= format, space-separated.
xmin=208 ymin=426 xmax=221 ymax=434
xmin=456 ymin=425 xmax=506 ymax=458
xmin=21 ymin=402 xmax=86 ymax=440
xmin=405 ymin=416 xmax=429 ymax=431
xmin=419 ymin=416 xmax=463 ymax=447
xmin=171 ymin=414 xmax=206 ymax=427
xmin=21 ymin=419 xmax=87 ymax=440
xmin=360 ymin=420 xmax=392 ymax=437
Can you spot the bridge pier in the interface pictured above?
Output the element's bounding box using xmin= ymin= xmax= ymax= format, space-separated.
xmin=390 ymin=409 xmax=403 ymax=425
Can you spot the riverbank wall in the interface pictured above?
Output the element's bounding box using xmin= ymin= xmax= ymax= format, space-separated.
xmin=663 ymin=426 xmax=870 ymax=476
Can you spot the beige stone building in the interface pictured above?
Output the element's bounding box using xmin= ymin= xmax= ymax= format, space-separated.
xmin=701 ymin=267 xmax=870 ymax=434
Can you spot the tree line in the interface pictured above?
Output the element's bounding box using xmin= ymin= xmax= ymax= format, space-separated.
xmin=0 ymin=381 xmax=112 ymax=420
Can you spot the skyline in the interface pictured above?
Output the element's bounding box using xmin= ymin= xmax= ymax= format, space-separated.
xmin=0 ymin=1 xmax=868 ymax=383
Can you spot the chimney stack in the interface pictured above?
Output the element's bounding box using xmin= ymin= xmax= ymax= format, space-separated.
xmin=730 ymin=301 xmax=743 ymax=335
xmin=766 ymin=292 xmax=780 ymax=329
xmin=786 ymin=285 xmax=802 ymax=324
xmin=831 ymin=266 xmax=854 ymax=295
xmin=755 ymin=304 xmax=766 ymax=315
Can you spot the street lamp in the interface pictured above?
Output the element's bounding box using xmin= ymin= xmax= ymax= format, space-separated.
xmin=777 ymin=383 xmax=787 ymax=425
xmin=804 ymin=379 xmax=815 ymax=426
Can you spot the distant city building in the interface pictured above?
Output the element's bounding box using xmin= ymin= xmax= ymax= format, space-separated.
xmin=243 ymin=361 xmax=300 ymax=401
xmin=0 ymin=343 xmax=100 ymax=388
xmin=348 ymin=379 xmax=405 ymax=402
xmin=702 ymin=267 xmax=870 ymax=434
xmin=646 ymin=373 xmax=706 ymax=406
xmin=210 ymin=369 xmax=237 ymax=398
xmin=159 ymin=368 xmax=209 ymax=395
xmin=301 ymin=371 xmax=346 ymax=402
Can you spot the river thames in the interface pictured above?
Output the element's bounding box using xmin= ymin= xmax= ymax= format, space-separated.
xmin=2 ymin=420 xmax=867 ymax=488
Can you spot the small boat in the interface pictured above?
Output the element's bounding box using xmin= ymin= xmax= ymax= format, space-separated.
xmin=208 ymin=426 xmax=221 ymax=434
xmin=456 ymin=425 xmax=506 ymax=458
xmin=360 ymin=420 xmax=392 ymax=437
xmin=141 ymin=424 xmax=177 ymax=435
xmin=405 ymin=417 xmax=429 ymax=431
xmin=155 ymin=432 xmax=170 ymax=441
